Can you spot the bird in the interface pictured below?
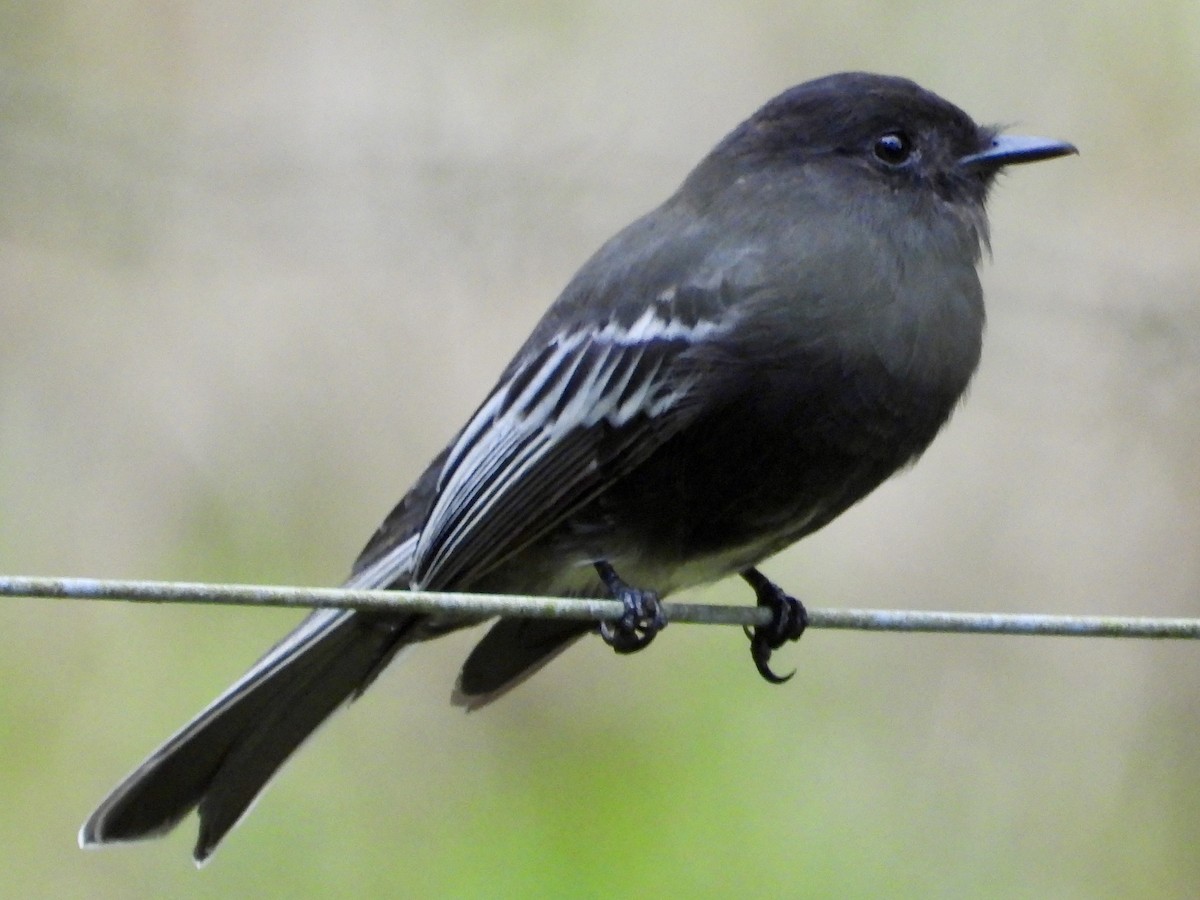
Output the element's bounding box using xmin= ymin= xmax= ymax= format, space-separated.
xmin=80 ymin=72 xmax=1076 ymax=863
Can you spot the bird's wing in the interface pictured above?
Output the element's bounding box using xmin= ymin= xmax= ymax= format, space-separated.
xmin=410 ymin=287 xmax=731 ymax=590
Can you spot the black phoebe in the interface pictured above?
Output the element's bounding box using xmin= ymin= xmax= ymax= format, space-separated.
xmin=80 ymin=72 xmax=1075 ymax=862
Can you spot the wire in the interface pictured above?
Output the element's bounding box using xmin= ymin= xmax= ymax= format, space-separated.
xmin=2 ymin=575 xmax=1198 ymax=638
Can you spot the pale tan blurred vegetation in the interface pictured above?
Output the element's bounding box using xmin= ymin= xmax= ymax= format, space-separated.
xmin=2 ymin=2 xmax=1199 ymax=897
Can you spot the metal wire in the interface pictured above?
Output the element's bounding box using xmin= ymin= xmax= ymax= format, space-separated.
xmin=2 ymin=574 xmax=1199 ymax=638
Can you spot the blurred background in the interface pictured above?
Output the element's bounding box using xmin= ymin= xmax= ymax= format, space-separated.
xmin=2 ymin=2 xmax=1199 ymax=897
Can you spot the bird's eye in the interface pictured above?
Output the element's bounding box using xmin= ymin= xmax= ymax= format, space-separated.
xmin=873 ymin=131 xmax=913 ymax=166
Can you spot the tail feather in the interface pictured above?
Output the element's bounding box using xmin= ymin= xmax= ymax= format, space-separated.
xmin=452 ymin=617 xmax=591 ymax=710
xmin=81 ymin=609 xmax=416 ymax=862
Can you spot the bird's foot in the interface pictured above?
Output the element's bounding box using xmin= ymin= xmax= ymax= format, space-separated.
xmin=741 ymin=568 xmax=807 ymax=684
xmin=595 ymin=561 xmax=666 ymax=653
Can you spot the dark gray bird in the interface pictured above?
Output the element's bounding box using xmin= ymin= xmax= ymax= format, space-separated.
xmin=80 ymin=72 xmax=1075 ymax=863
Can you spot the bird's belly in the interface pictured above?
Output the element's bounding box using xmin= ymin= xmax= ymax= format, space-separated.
xmin=483 ymin=373 xmax=959 ymax=597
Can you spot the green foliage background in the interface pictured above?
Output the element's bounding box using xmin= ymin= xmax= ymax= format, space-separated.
xmin=2 ymin=3 xmax=1199 ymax=897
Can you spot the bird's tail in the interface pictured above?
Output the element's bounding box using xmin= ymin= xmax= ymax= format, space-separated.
xmin=79 ymin=607 xmax=418 ymax=864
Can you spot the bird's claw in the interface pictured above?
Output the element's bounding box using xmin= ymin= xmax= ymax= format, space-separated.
xmin=595 ymin=562 xmax=666 ymax=653
xmin=742 ymin=569 xmax=807 ymax=684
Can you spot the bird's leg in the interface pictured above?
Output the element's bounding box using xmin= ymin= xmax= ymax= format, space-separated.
xmin=595 ymin=560 xmax=666 ymax=653
xmin=741 ymin=567 xmax=807 ymax=684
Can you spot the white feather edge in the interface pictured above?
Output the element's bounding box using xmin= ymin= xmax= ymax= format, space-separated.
xmin=414 ymin=306 xmax=724 ymax=586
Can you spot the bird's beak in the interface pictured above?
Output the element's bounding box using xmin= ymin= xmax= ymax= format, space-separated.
xmin=958 ymin=134 xmax=1078 ymax=169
